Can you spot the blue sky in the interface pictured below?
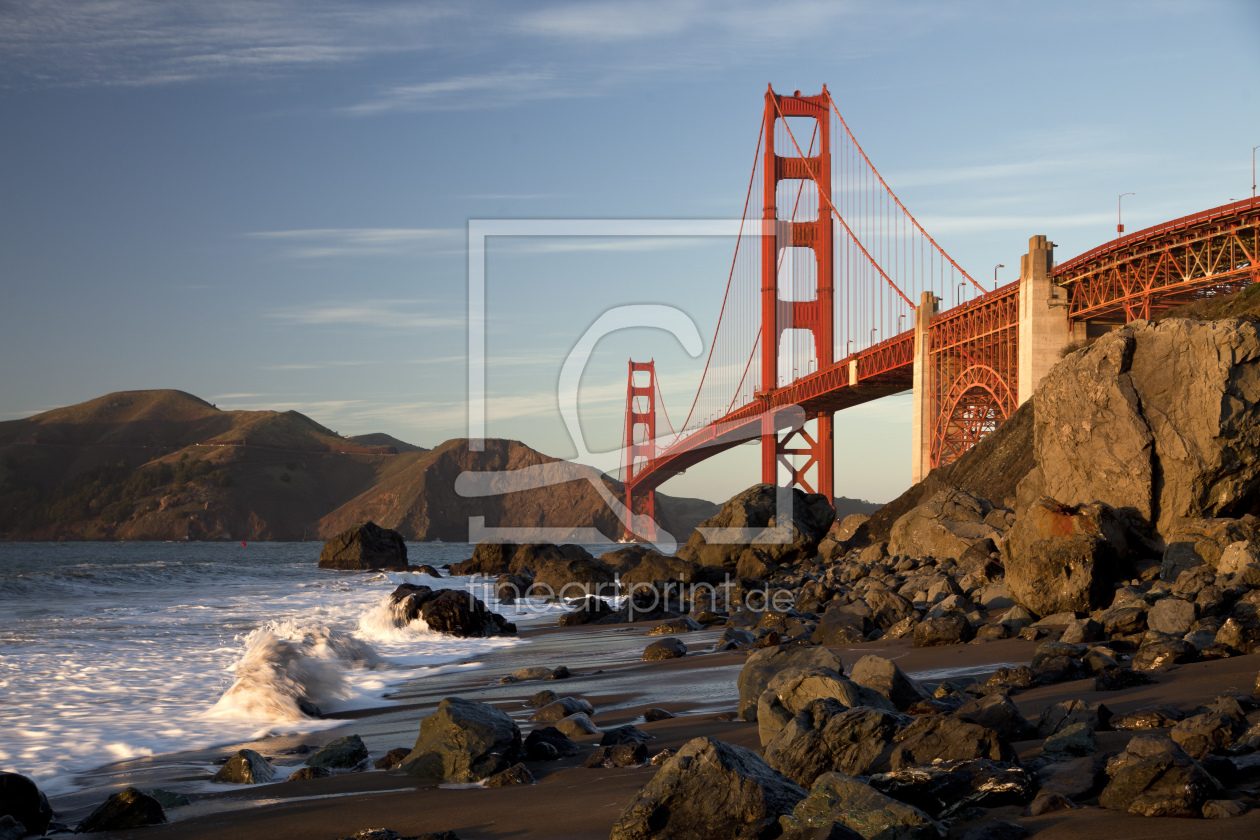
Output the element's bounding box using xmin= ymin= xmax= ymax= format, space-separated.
xmin=2 ymin=1 xmax=1258 ymax=505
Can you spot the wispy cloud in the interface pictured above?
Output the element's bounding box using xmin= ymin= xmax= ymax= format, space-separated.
xmin=345 ymin=70 xmax=568 ymax=115
xmin=506 ymin=236 xmax=720 ymax=255
xmin=0 ymin=1 xmax=461 ymax=87
xmin=266 ymin=300 xmax=463 ymax=329
xmin=247 ymin=227 xmax=459 ymax=258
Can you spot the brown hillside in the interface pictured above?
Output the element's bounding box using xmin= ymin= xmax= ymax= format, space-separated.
xmin=0 ymin=390 xmax=716 ymax=543
xmin=317 ymin=438 xmax=714 ymax=544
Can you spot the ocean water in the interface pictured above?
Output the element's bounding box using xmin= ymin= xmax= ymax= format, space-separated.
xmin=0 ymin=542 xmax=597 ymax=795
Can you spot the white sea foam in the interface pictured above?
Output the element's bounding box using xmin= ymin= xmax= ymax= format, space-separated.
xmin=0 ymin=542 xmax=600 ymax=796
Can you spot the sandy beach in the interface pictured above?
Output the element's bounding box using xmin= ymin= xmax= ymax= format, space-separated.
xmin=51 ymin=617 xmax=1260 ymax=840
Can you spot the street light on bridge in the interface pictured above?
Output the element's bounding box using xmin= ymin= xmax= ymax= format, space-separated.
xmin=1118 ymin=192 xmax=1135 ymax=237
xmin=994 ymin=264 xmax=1004 ymax=290
xmin=1253 ymin=145 xmax=1258 ymax=199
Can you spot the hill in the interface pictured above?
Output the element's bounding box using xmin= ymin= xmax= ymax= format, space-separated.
xmin=0 ymin=390 xmax=716 ymax=542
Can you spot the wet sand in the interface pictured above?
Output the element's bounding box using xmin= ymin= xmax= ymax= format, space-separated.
xmin=62 ymin=626 xmax=1260 ymax=840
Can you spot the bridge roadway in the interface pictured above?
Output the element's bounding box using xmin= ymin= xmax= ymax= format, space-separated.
xmin=628 ymin=195 xmax=1260 ymax=497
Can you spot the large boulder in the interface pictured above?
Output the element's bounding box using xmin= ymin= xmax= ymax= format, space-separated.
xmin=1031 ymin=319 xmax=1260 ymax=540
xmin=608 ymin=736 xmax=806 ymax=840
xmin=305 ymin=735 xmax=369 ymax=770
xmin=0 ymin=773 xmax=52 ymax=837
xmin=530 ymin=549 xmax=617 ymax=598
xmin=212 ymin=748 xmax=276 ymax=784
xmin=1161 ymin=519 xmax=1258 ymax=580
xmin=848 ymin=655 xmax=930 ymax=712
xmin=601 ymin=545 xmax=710 ymax=586
xmin=757 ymin=668 xmax=897 ymax=746
xmin=396 ymin=697 xmax=522 ymax=782
xmin=737 ymin=645 xmax=844 ymax=721
xmin=676 ymin=485 xmax=835 ymax=571
xmin=1002 ymin=498 xmax=1127 ymax=615
xmin=1098 ymin=734 xmax=1222 ymax=817
xmin=888 ymin=489 xmax=1000 ymax=561
xmin=778 ymin=772 xmax=940 ymax=840
xmin=389 ymin=585 xmax=516 ymax=637
xmin=76 ymin=787 xmax=166 ymax=833
xmin=869 ymin=760 xmax=1037 ymax=820
xmin=887 ymin=716 xmax=1015 ymax=769
xmin=764 ymin=699 xmax=906 ymax=786
xmin=318 ymin=521 xmax=409 ymax=570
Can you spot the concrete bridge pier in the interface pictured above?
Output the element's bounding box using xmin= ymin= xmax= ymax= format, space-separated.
xmin=910 ymin=235 xmax=1072 ymax=483
xmin=911 ymin=290 xmax=940 ymax=484
xmin=1017 ymin=235 xmax=1071 ymax=405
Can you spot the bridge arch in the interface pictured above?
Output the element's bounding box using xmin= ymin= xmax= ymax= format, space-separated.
xmin=930 ymin=364 xmax=1016 ymax=471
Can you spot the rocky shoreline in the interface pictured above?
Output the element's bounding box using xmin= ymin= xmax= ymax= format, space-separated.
xmin=6 ymin=316 xmax=1260 ymax=839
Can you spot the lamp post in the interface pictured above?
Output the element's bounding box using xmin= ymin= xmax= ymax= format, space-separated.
xmin=994 ymin=264 xmax=1004 ymax=290
xmin=1253 ymin=146 xmax=1258 ymax=199
xmin=957 ymin=281 xmax=966 ymax=306
xmin=1118 ymin=192 xmax=1135 ymax=237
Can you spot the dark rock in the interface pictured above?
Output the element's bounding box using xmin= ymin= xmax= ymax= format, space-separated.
xmin=212 ymin=748 xmax=276 ymax=784
xmin=585 ymin=743 xmax=648 ymax=768
xmin=482 ymin=763 xmax=534 ymax=787
xmin=810 ymin=610 xmax=867 ymax=646
xmin=396 ymin=697 xmax=522 ymax=782
xmin=644 ymin=708 xmax=675 ymax=722
xmin=889 ymin=716 xmax=1014 ymax=769
xmin=1037 ymin=755 xmax=1104 ymax=799
xmin=888 ymin=488 xmax=999 ymax=562
xmin=1002 ymin=496 xmax=1129 ymax=616
xmin=1203 ymin=799 xmax=1250 ymax=818
xmin=848 ymin=655 xmax=930 ymax=711
xmin=523 ymin=726 xmax=579 ymax=759
xmin=647 ymin=616 xmax=704 ymax=636
xmin=415 ymin=564 xmax=442 ymax=577
xmin=524 ymin=689 xmax=559 ymax=708
xmin=389 ymin=586 xmax=516 ymax=638
xmin=1094 ymin=666 xmax=1156 ymax=691
xmin=777 ymin=824 xmax=865 ymax=840
xmin=1100 ymin=604 xmax=1147 ymax=636
xmin=738 ymin=646 xmax=844 ymax=721
xmin=601 ymin=725 xmax=653 ymax=747
xmin=778 ymin=772 xmax=940 ymax=840
xmin=374 ymin=748 xmax=411 ymax=770
xmin=286 ymin=766 xmax=332 ymax=781
xmin=1026 ymin=791 xmax=1076 ymax=815
xmin=602 ymin=545 xmax=710 ymax=587
xmin=530 ymin=697 xmax=594 ymax=722
xmin=1060 ymin=617 xmax=1104 ymax=644
xmin=1148 ymin=597 xmax=1197 ymax=635
xmin=869 ymin=759 xmax=1036 ymax=819
xmin=0 ymin=773 xmax=52 ymax=837
xmin=531 ymin=550 xmax=616 ymax=597
xmin=1170 ymin=711 xmax=1248 ymax=759
xmin=1099 ymin=733 xmax=1222 ymax=817
xmin=0 ymin=816 xmax=23 ymax=840
xmin=1132 ymin=637 xmax=1197 ymax=670
xmin=1111 ymin=705 xmax=1185 ymax=730
xmin=546 ymin=665 xmax=571 ymax=680
xmin=555 ymin=713 xmax=599 ymax=739
xmin=1042 ymin=721 xmax=1097 ymax=757
xmin=76 ymin=787 xmax=166 ymax=833
xmin=954 ymin=694 xmax=1037 ymax=742
xmin=912 ymin=614 xmax=973 ymax=647
xmin=642 ymin=637 xmax=687 ymax=661
xmin=675 ymin=484 xmax=836 ymax=571
xmin=318 ymin=521 xmax=409 ymax=570
xmin=984 ymin=666 xmax=1036 ymax=694
xmin=1037 ymin=700 xmax=1111 ymax=737
xmin=763 ymin=699 xmax=906 ymax=787
xmin=495 ymin=573 xmax=531 ymax=605
xmin=608 ymin=736 xmax=807 ymax=840
xmin=306 ymin=734 xmax=369 ymax=770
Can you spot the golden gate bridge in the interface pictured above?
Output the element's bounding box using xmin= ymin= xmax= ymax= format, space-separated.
xmin=619 ymin=85 xmax=1260 ymax=541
